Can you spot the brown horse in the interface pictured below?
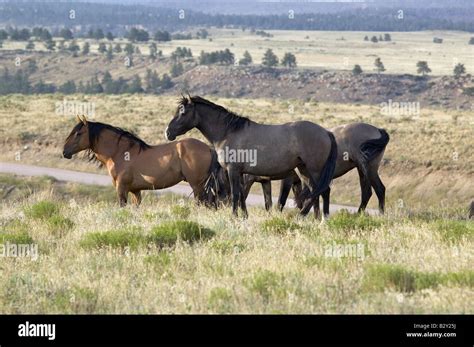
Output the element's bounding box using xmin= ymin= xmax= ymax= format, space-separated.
xmin=243 ymin=123 xmax=390 ymax=216
xmin=63 ymin=115 xmax=219 ymax=206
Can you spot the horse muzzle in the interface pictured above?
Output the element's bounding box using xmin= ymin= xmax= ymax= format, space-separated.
xmin=165 ymin=128 xmax=176 ymax=141
xmin=63 ymin=151 xmax=72 ymax=159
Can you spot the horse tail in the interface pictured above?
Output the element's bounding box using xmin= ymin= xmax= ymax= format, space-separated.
xmin=360 ymin=128 xmax=390 ymax=163
xmin=202 ymin=149 xmax=223 ymax=207
xmin=310 ymin=131 xmax=338 ymax=198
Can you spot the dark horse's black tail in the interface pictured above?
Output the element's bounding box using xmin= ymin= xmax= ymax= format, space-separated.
xmin=301 ymin=131 xmax=338 ymax=215
xmin=202 ymin=149 xmax=228 ymax=208
xmin=360 ymin=128 xmax=390 ymax=162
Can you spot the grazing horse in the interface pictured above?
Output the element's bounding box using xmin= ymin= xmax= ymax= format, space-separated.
xmin=62 ymin=115 xmax=220 ymax=206
xmin=165 ymin=95 xmax=337 ymax=217
xmin=243 ymin=123 xmax=390 ymax=216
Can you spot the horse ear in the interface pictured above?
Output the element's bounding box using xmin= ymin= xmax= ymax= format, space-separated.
xmin=76 ymin=114 xmax=82 ymax=124
xmin=80 ymin=115 xmax=88 ymax=126
xmin=186 ymin=92 xmax=193 ymax=104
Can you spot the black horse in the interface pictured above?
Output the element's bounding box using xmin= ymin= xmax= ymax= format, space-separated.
xmin=166 ymin=95 xmax=337 ymax=217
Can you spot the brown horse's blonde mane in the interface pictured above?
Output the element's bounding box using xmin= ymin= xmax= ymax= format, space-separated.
xmin=179 ymin=95 xmax=251 ymax=132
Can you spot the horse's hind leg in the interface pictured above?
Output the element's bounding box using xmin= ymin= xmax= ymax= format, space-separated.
xmin=278 ymin=177 xmax=293 ymax=211
xmin=322 ymin=187 xmax=331 ymax=218
xmin=369 ymin=171 xmax=386 ymax=214
xmin=131 ymin=191 xmax=142 ymax=207
xmin=357 ymin=167 xmax=372 ymax=213
xmin=261 ymin=180 xmax=272 ymax=211
xmin=313 ymin=195 xmax=321 ymax=219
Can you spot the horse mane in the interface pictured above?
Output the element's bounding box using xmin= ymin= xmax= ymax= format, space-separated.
xmin=71 ymin=121 xmax=151 ymax=153
xmin=179 ymin=95 xmax=251 ymax=132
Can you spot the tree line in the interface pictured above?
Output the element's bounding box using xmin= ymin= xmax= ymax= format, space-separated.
xmin=0 ymin=68 xmax=174 ymax=95
xmin=1 ymin=3 xmax=474 ymax=32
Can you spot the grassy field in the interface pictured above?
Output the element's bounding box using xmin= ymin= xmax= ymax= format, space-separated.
xmin=2 ymin=29 xmax=473 ymax=76
xmin=1 ymin=94 xmax=473 ymax=210
xmin=0 ymin=174 xmax=472 ymax=314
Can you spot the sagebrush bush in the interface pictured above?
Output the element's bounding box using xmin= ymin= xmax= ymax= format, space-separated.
xmin=261 ymin=216 xmax=300 ymax=234
xmin=148 ymin=220 xmax=214 ymax=247
xmin=327 ymin=210 xmax=385 ymax=232
xmin=47 ymin=215 xmax=75 ymax=236
xmin=431 ymin=220 xmax=473 ymax=243
xmin=79 ymin=227 xmax=144 ymax=249
xmin=363 ymin=264 xmax=474 ymax=293
xmin=170 ymin=204 xmax=191 ymax=219
xmin=25 ymin=200 xmax=60 ymax=220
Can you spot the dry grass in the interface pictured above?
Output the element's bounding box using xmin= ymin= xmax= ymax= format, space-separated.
xmin=0 ymin=175 xmax=472 ymax=314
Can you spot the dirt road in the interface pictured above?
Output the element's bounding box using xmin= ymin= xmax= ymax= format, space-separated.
xmin=0 ymin=162 xmax=375 ymax=214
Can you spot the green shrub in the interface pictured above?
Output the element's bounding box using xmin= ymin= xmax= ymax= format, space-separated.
xmin=261 ymin=216 xmax=300 ymax=234
xmin=25 ymin=200 xmax=60 ymax=220
xmin=244 ymin=269 xmax=285 ymax=302
xmin=211 ymin=240 xmax=246 ymax=254
xmin=431 ymin=220 xmax=473 ymax=243
xmin=148 ymin=220 xmax=214 ymax=247
xmin=327 ymin=210 xmax=384 ymax=232
xmin=79 ymin=227 xmax=144 ymax=249
xmin=208 ymin=287 xmax=233 ymax=313
xmin=0 ymin=231 xmax=34 ymax=244
xmin=170 ymin=204 xmax=191 ymax=219
xmin=363 ymin=264 xmax=474 ymax=293
xmin=47 ymin=215 xmax=75 ymax=236
xmin=144 ymin=252 xmax=172 ymax=270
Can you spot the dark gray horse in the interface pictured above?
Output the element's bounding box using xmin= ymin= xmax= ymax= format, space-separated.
xmin=243 ymin=123 xmax=390 ymax=216
xmin=165 ymin=95 xmax=338 ymax=217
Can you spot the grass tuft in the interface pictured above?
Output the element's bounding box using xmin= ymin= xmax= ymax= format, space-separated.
xmin=261 ymin=216 xmax=300 ymax=235
xmin=79 ymin=227 xmax=144 ymax=250
xmin=148 ymin=220 xmax=214 ymax=247
xmin=24 ymin=200 xmax=60 ymax=220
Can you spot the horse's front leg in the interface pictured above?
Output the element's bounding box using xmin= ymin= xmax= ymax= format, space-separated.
xmin=228 ymin=168 xmax=241 ymax=217
xmin=239 ymin=175 xmax=248 ymax=218
xmin=116 ymin=183 xmax=128 ymax=207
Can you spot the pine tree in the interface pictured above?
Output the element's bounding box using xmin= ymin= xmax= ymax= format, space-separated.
xmin=416 ymin=61 xmax=431 ymax=76
xmin=239 ymin=50 xmax=252 ymax=65
xmin=453 ymin=63 xmax=466 ymax=78
xmin=281 ymin=52 xmax=297 ymax=68
xmin=352 ymin=64 xmax=363 ymax=75
xmin=262 ymin=49 xmax=278 ymax=67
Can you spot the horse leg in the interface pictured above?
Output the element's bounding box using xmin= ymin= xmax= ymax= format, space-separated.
xmin=261 ymin=180 xmax=272 ymax=211
xmin=357 ymin=167 xmax=372 ymax=213
xmin=291 ymin=176 xmax=304 ymax=210
xmin=116 ymin=185 xmax=128 ymax=207
xmin=369 ymin=171 xmax=386 ymax=214
xmin=242 ymin=174 xmax=255 ymax=200
xmin=228 ymin=168 xmax=242 ymax=217
xmin=295 ymin=164 xmax=320 ymax=216
xmin=239 ymin=174 xmax=248 ymax=218
xmin=130 ymin=191 xmax=142 ymax=207
xmin=313 ymin=195 xmax=321 ymax=219
xmin=322 ymin=187 xmax=331 ymax=218
xmin=278 ymin=177 xmax=292 ymax=211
